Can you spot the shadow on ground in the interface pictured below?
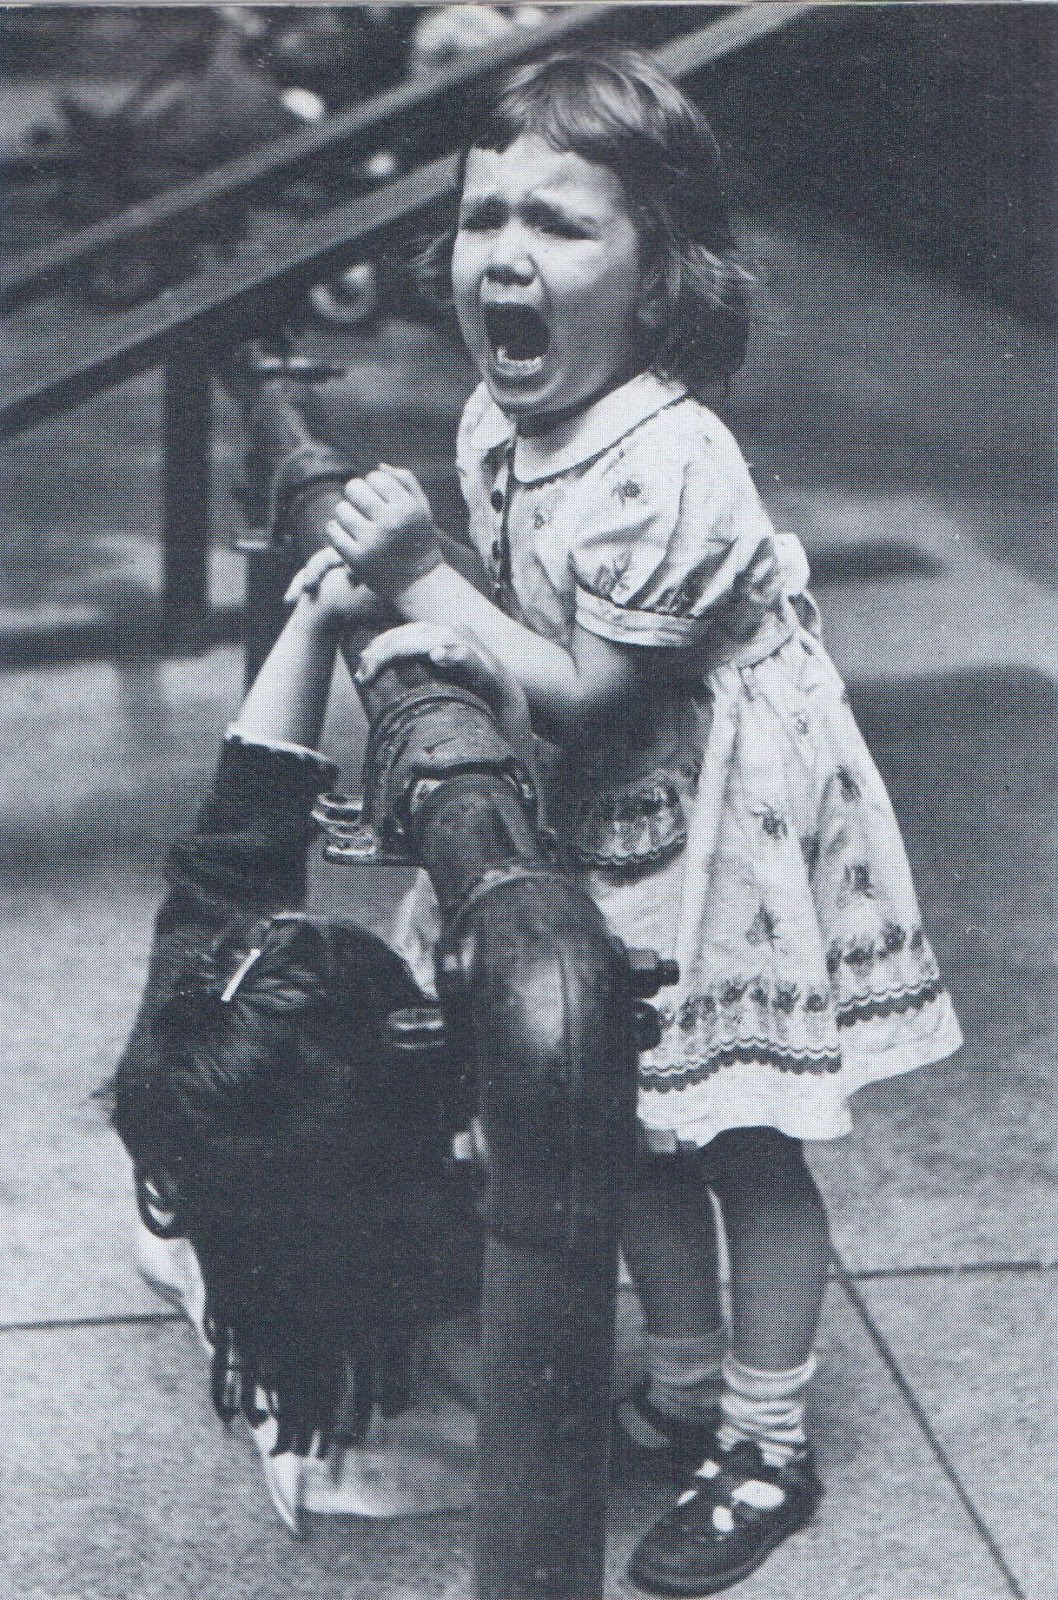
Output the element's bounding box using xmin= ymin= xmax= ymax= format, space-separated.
xmin=849 ymin=663 xmax=1058 ymax=1061
xmin=730 ymin=206 xmax=1057 ymax=590
xmin=811 ymin=664 xmax=1058 ymax=1278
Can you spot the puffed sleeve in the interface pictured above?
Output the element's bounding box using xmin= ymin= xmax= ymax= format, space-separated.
xmin=571 ymin=411 xmax=779 ymax=648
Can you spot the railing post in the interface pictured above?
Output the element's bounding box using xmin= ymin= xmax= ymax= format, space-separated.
xmin=237 ymin=535 xmax=299 ymax=691
xmin=161 ymin=342 xmax=212 ymax=651
xmin=351 ymin=661 xmax=642 ymax=1600
xmin=229 ymin=349 xmax=359 ymax=684
xmin=465 ymin=906 xmax=635 ymax=1600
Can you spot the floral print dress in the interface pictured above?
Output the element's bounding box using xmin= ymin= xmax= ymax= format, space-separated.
xmin=392 ymin=372 xmax=962 ymax=1148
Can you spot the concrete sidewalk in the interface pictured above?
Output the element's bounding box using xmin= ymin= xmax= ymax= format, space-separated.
xmin=2 ymin=201 xmax=1055 ymax=1598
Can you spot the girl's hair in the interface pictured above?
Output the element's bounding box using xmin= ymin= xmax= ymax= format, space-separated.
xmin=421 ymin=46 xmax=751 ymax=393
xmin=110 ymin=913 xmax=479 ymax=1455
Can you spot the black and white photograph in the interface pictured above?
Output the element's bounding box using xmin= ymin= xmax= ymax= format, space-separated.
xmin=0 ymin=4 xmax=1054 ymax=1597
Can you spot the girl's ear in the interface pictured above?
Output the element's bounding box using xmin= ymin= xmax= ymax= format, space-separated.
xmin=636 ymin=267 xmax=667 ymax=339
xmin=638 ymin=292 xmax=664 ymax=337
xmin=636 ymin=245 xmax=672 ymax=340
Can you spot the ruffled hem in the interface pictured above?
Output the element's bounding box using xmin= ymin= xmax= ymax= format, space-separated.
xmin=638 ymin=994 xmax=963 ymax=1148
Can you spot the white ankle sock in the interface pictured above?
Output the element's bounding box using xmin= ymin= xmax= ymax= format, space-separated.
xmin=644 ymin=1330 xmax=725 ymax=1422
xmin=716 ymin=1352 xmax=817 ymax=1468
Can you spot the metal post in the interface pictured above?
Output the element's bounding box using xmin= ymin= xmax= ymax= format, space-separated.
xmin=230 ymin=353 xmax=354 ymax=683
xmin=476 ymin=1239 xmax=620 ymax=1600
xmin=238 ymin=536 xmax=300 ymax=691
xmin=456 ymin=873 xmax=635 ymax=1600
xmin=161 ymin=343 xmax=212 ymax=651
xmin=353 ymin=671 xmax=641 ymax=1600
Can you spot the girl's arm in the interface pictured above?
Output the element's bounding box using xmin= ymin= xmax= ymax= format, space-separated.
xmin=231 ymin=561 xmax=378 ymax=749
xmin=169 ymin=569 xmax=368 ymax=917
xmin=327 ymin=466 xmax=654 ymax=744
xmin=394 ymin=562 xmax=646 ymax=745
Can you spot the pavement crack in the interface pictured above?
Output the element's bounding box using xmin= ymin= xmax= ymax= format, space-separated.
xmin=0 ymin=1310 xmax=181 ymax=1334
xmin=843 ymin=1258 xmax=1054 ymax=1281
xmin=833 ymin=1246 xmax=1028 ymax=1600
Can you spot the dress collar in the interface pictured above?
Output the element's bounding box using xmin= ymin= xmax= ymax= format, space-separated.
xmin=466 ymin=371 xmax=689 ymax=482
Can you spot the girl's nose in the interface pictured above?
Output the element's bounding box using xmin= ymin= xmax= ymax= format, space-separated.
xmin=484 ymin=223 xmax=535 ymax=286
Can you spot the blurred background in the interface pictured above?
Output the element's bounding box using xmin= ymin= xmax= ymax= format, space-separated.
xmin=0 ymin=7 xmax=1056 ymax=1599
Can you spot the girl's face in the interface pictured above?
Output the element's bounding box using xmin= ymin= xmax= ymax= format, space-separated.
xmin=451 ymin=133 xmax=646 ymax=426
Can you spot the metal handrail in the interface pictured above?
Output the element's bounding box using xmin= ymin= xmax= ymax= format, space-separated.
xmin=0 ymin=5 xmax=817 ymax=441
xmin=654 ymin=1 xmax=814 ymax=78
xmin=1 ymin=152 xmax=459 ymax=438
xmin=0 ymin=4 xmax=627 ymax=313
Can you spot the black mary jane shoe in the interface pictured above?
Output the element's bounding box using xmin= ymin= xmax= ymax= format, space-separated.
xmin=628 ymin=1432 xmax=822 ymax=1596
xmin=614 ymin=1381 xmax=722 ymax=1480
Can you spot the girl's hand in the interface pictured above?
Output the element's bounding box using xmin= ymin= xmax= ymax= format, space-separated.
xmin=356 ymin=622 xmax=532 ymax=754
xmin=327 ymin=465 xmax=443 ymax=598
xmin=283 ymin=548 xmax=388 ymax=634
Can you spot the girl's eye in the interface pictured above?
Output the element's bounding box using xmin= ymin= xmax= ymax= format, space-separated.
xmin=526 ymin=205 xmax=588 ymax=240
xmin=458 ymin=202 xmax=503 ymax=233
xmin=541 ymin=217 xmax=584 ymax=239
xmin=456 ymin=201 xmax=591 ymax=239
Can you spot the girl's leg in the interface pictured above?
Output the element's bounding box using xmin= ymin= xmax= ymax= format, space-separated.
xmin=703 ymin=1126 xmax=829 ymax=1372
xmin=702 ymin=1127 xmax=829 ymax=1465
xmin=628 ymin=1129 xmax=829 ymax=1595
xmin=620 ymin=1151 xmax=725 ymax=1434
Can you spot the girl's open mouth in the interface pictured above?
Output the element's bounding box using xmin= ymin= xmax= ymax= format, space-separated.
xmin=484 ymin=304 xmax=550 ymax=376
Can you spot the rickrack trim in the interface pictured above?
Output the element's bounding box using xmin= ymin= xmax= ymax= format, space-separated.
xmin=835 ymin=974 xmax=945 ymax=1028
xmin=641 ymin=976 xmax=947 ymax=1091
xmin=641 ymin=1042 xmax=843 ymax=1090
